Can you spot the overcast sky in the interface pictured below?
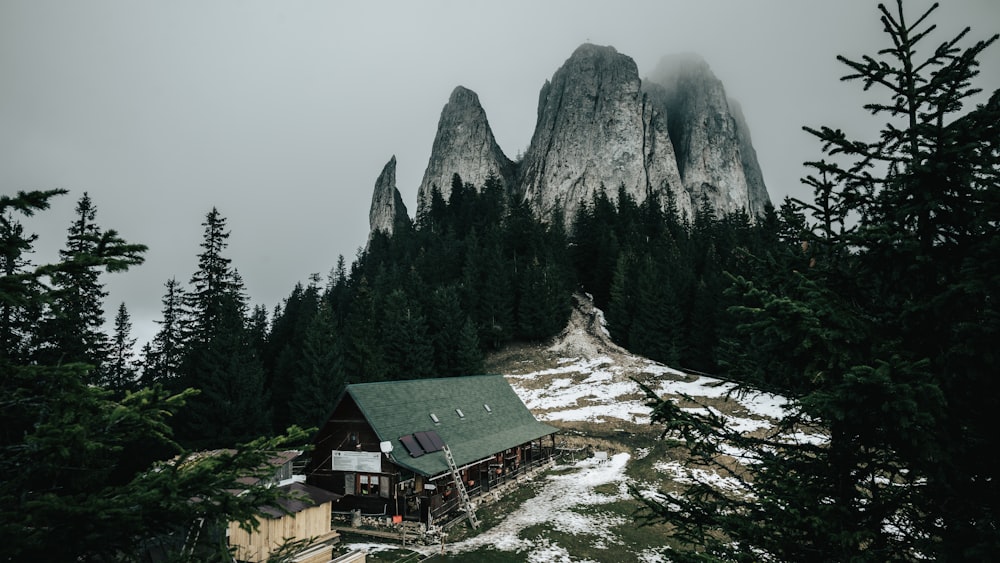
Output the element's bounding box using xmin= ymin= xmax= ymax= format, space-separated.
xmin=2 ymin=0 xmax=998 ymax=345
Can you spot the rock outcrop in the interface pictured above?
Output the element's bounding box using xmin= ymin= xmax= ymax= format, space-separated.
xmin=730 ymin=99 xmax=770 ymax=216
xmin=369 ymin=44 xmax=771 ymax=239
xmin=644 ymin=53 xmax=770 ymax=217
xmin=368 ymin=156 xmax=410 ymax=240
xmin=518 ymin=44 xmax=685 ymax=223
xmin=415 ymin=86 xmax=516 ymax=207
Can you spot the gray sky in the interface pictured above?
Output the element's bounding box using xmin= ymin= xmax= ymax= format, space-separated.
xmin=2 ymin=0 xmax=998 ymax=345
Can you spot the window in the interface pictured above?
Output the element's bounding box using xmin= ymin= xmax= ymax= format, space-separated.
xmin=358 ymin=474 xmax=380 ymax=495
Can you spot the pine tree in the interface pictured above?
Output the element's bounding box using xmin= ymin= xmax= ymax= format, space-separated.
xmin=141 ymin=277 xmax=187 ymax=389
xmin=0 ymin=191 xmax=64 ymax=362
xmin=634 ymin=3 xmax=1000 ymax=559
xmin=292 ymin=299 xmax=346 ymax=430
xmin=343 ymin=275 xmax=388 ymax=382
xmin=426 ymin=285 xmax=482 ymax=376
xmin=380 ymin=288 xmax=434 ymax=378
xmin=182 ymin=294 xmax=272 ymax=449
xmin=35 ymin=193 xmax=144 ymax=378
xmin=0 ymin=190 xmax=312 ymax=561
xmin=184 ymin=207 xmax=237 ymax=344
xmin=176 ymin=208 xmax=268 ymax=447
xmin=102 ymin=302 xmax=137 ymax=395
xmin=267 ymin=280 xmax=320 ymax=432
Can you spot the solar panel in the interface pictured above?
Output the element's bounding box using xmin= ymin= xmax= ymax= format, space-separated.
xmin=414 ymin=431 xmax=437 ymax=452
xmin=414 ymin=430 xmax=445 ymax=453
xmin=399 ymin=434 xmax=424 ymax=457
xmin=426 ymin=430 xmax=446 ymax=451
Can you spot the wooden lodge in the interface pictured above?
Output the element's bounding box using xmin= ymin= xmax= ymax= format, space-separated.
xmin=304 ymin=375 xmax=559 ymax=527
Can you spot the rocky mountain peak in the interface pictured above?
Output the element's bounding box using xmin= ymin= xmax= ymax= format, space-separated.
xmin=519 ymin=43 xmax=684 ymax=223
xmin=368 ymin=155 xmax=410 ymax=240
xmin=415 ymin=85 xmax=515 ymax=214
xmin=367 ymin=44 xmax=771 ymax=241
xmin=644 ymin=53 xmax=770 ymax=216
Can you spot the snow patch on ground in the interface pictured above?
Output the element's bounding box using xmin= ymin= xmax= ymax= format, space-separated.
xmin=655 ymin=460 xmax=750 ymax=497
xmin=347 ymin=295 xmax=823 ymax=559
xmin=446 ymin=453 xmax=632 ymax=557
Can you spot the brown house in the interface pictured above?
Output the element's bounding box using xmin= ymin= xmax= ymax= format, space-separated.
xmin=304 ymin=375 xmax=558 ymax=526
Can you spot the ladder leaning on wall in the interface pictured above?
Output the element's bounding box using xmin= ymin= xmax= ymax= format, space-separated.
xmin=441 ymin=444 xmax=480 ymax=529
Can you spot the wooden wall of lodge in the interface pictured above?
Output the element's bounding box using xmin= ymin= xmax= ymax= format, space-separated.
xmin=306 ymin=395 xmax=390 ymax=494
xmin=227 ymin=502 xmax=334 ymax=563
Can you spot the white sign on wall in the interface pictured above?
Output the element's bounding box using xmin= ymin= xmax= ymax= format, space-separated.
xmin=331 ymin=450 xmax=382 ymax=473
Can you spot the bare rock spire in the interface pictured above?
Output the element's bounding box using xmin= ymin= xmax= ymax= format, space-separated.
xmin=368 ymin=155 xmax=410 ymax=241
xmin=519 ymin=44 xmax=685 ymax=223
xmin=645 ymin=53 xmax=770 ymax=217
xmin=415 ymin=86 xmax=515 ymax=216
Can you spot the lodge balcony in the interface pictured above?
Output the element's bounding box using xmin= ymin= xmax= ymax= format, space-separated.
xmin=330 ymin=443 xmax=557 ymax=527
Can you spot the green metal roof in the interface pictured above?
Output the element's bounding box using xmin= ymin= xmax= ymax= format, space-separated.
xmin=346 ymin=375 xmax=558 ymax=477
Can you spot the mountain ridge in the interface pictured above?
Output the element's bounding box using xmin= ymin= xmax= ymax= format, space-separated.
xmin=368 ymin=43 xmax=771 ymax=238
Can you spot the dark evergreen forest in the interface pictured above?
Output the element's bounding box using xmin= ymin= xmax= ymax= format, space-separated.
xmin=137 ymin=171 xmax=784 ymax=448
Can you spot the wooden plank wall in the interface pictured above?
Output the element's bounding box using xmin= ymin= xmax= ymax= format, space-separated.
xmin=228 ymin=502 xmax=333 ymax=562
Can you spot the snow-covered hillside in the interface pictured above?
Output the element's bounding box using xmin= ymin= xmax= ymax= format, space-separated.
xmin=348 ymin=294 xmax=817 ymax=560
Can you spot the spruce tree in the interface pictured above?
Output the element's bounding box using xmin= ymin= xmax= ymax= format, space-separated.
xmin=606 ymin=252 xmax=636 ymax=348
xmin=177 ymin=208 xmax=269 ymax=447
xmin=293 ymin=299 xmax=346 ymax=430
xmin=35 ymin=193 xmax=144 ymax=378
xmin=183 ymin=294 xmax=272 ymax=449
xmin=102 ymin=302 xmax=137 ymax=395
xmin=343 ymin=274 xmax=388 ymax=382
xmin=380 ymin=288 xmax=434 ymax=378
xmin=184 ymin=207 xmax=237 ymax=345
xmin=0 ymin=190 xmax=64 ymax=363
xmin=634 ymin=3 xmax=1000 ymax=559
xmin=141 ymin=277 xmax=187 ymax=389
xmin=1 ymin=190 xmax=310 ymax=560
xmin=266 ymin=280 xmax=320 ymax=431
xmin=472 ymin=233 xmax=514 ymax=349
xmin=426 ymin=285 xmax=482 ymax=376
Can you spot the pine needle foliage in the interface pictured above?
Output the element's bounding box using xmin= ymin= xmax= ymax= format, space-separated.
xmin=632 ymin=3 xmax=999 ymax=560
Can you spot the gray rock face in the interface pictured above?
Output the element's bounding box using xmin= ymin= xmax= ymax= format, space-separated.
xmin=729 ymin=99 xmax=770 ymax=216
xmin=519 ymin=44 xmax=685 ymax=222
xmin=368 ymin=155 xmax=410 ymax=239
xmin=415 ymin=86 xmax=515 ymax=209
xmin=367 ymin=45 xmax=771 ymax=240
xmin=645 ymin=53 xmax=770 ymax=217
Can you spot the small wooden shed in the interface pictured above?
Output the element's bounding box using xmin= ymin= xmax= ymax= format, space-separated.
xmin=227 ymin=481 xmax=340 ymax=563
xmin=305 ymin=375 xmax=558 ymax=525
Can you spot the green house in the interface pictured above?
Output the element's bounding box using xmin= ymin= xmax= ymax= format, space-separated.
xmin=304 ymin=375 xmax=558 ymax=525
